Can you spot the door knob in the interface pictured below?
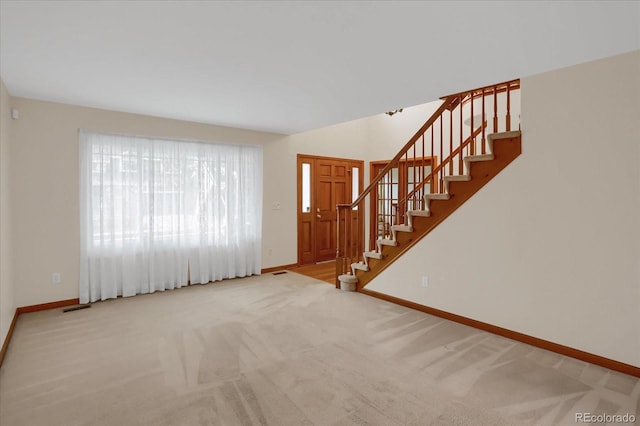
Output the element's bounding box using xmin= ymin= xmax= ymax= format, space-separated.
xmin=317 ymin=208 xmax=320 ymax=213
xmin=316 ymin=214 xmax=321 ymax=219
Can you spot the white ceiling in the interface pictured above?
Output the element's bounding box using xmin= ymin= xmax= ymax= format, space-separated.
xmin=1 ymin=1 xmax=638 ymax=135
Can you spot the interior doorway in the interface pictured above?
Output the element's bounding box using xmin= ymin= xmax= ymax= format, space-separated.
xmin=369 ymin=157 xmax=436 ymax=248
xmin=297 ymin=154 xmax=364 ymax=265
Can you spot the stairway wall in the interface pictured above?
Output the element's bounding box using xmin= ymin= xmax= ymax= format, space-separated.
xmin=367 ymin=50 xmax=640 ymax=367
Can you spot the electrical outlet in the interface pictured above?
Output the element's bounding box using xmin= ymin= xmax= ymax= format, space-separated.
xmin=421 ymin=276 xmax=428 ymax=288
xmin=52 ymin=273 xmax=61 ymax=284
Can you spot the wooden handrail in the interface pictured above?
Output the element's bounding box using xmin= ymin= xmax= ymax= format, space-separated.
xmin=348 ymin=79 xmax=518 ymax=210
xmin=441 ymin=79 xmax=520 ymax=101
xmin=348 ymin=95 xmax=457 ymax=208
xmin=400 ymin=121 xmax=487 ymax=206
xmin=337 ymin=78 xmax=520 ymax=280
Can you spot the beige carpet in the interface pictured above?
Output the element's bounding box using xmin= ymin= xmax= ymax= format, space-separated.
xmin=0 ymin=272 xmax=638 ymax=425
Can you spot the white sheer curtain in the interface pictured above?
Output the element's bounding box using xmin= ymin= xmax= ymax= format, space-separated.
xmin=79 ymin=131 xmax=262 ymax=304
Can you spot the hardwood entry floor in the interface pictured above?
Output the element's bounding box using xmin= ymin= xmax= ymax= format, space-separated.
xmin=289 ymin=260 xmax=336 ymax=285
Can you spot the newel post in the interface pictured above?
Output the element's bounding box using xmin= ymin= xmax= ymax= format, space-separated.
xmin=336 ymin=204 xmax=357 ymax=291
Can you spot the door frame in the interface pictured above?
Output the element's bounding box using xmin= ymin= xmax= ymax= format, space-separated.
xmin=297 ymin=154 xmax=364 ymax=265
xmin=369 ymin=156 xmax=437 ymax=248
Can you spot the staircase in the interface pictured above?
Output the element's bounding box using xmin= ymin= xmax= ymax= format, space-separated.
xmin=336 ymin=80 xmax=522 ymax=291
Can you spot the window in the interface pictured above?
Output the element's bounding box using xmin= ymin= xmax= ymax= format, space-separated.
xmin=301 ymin=162 xmax=311 ymax=212
xmin=352 ymin=166 xmax=359 ymax=209
xmin=79 ymin=131 xmax=263 ymax=303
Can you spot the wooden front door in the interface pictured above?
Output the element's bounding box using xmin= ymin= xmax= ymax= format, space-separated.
xmin=298 ymin=155 xmax=364 ymax=265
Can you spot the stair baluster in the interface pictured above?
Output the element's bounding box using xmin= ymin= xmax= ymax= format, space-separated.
xmin=336 ymin=80 xmax=521 ymax=290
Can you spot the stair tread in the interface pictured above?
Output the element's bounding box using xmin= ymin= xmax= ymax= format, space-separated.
xmin=343 ymin=115 xmax=521 ymax=288
xmin=377 ymin=238 xmax=398 ymax=247
xmin=443 ymin=174 xmax=471 ymax=182
xmin=464 ymin=154 xmax=494 ymax=162
xmin=424 ymin=193 xmax=451 ymax=200
xmin=408 ymin=210 xmax=431 ymax=217
xmin=364 ymin=251 xmax=383 ymax=259
xmin=338 ymin=274 xmax=358 ymax=284
xmin=489 ymin=130 xmax=521 ymax=140
xmin=351 ymin=262 xmax=369 ymax=271
xmin=391 ymin=225 xmax=413 ymax=232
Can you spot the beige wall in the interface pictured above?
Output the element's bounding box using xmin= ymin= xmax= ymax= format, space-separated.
xmin=8 ymin=99 xmax=283 ymax=307
xmin=7 ymin=87 xmax=437 ymax=308
xmin=368 ymin=51 xmax=640 ymax=367
xmin=1 ymin=79 xmax=15 ymax=347
xmin=11 ymin=52 xmax=631 ymax=367
xmin=261 ymin=99 xmax=445 ymax=266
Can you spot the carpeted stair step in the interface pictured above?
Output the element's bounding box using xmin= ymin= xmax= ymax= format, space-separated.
xmin=377 ymin=238 xmax=398 ymax=247
xmin=464 ymin=153 xmax=494 ymax=163
xmin=406 ymin=209 xmax=431 ymax=227
xmin=464 ymin=154 xmax=494 ymax=174
xmin=364 ymin=251 xmax=383 ymax=260
xmin=443 ymin=174 xmax=471 ymax=193
xmin=337 ymin=273 xmax=358 ymax=291
xmin=391 ymin=225 xmax=413 ymax=232
xmin=408 ymin=209 xmax=431 ymax=218
xmin=391 ymin=225 xmax=413 ymax=240
xmin=423 ymin=193 xmax=451 ymax=212
xmin=352 ymin=129 xmax=521 ymax=289
xmin=351 ymin=262 xmax=370 ymax=275
xmin=489 ymin=130 xmax=521 ymax=145
xmin=424 ymin=193 xmax=451 ymax=201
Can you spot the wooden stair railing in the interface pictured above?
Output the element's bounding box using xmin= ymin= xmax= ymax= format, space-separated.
xmin=395 ymin=121 xmax=487 ymax=230
xmin=336 ymin=79 xmax=520 ymax=288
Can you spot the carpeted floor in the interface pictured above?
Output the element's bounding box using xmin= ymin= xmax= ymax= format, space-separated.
xmin=0 ymin=272 xmax=638 ymax=425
